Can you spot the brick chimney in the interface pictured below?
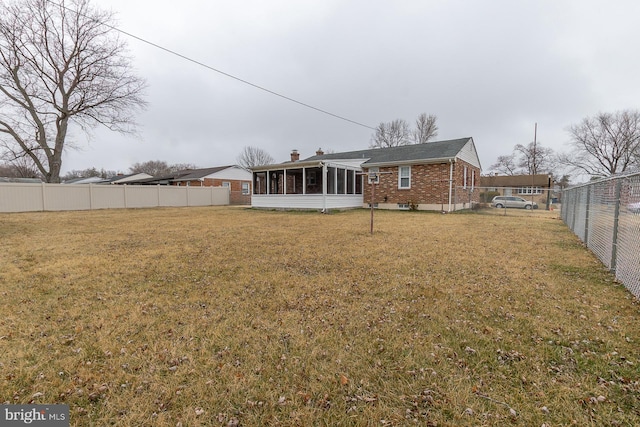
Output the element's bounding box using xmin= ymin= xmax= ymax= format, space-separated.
xmin=316 ymin=148 xmax=324 ymax=156
xmin=290 ymin=149 xmax=300 ymax=162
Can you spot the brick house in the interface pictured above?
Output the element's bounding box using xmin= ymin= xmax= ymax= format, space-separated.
xmin=126 ymin=166 xmax=252 ymax=205
xmin=250 ymin=137 xmax=481 ymax=211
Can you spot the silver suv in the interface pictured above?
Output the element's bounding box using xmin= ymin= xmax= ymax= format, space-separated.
xmin=491 ymin=196 xmax=538 ymax=210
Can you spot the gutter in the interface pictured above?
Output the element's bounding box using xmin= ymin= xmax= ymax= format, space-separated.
xmin=321 ymin=161 xmax=327 ymax=213
xmin=250 ymin=160 xmax=324 ymax=172
xmin=363 ymin=156 xmax=456 ymax=168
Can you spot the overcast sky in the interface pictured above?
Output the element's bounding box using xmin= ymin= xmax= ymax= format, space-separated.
xmin=62 ymin=0 xmax=640 ymax=177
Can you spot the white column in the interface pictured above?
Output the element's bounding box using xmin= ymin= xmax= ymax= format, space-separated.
xmin=302 ymin=168 xmax=306 ymax=195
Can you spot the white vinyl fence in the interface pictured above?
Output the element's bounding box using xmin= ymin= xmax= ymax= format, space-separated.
xmin=0 ymin=183 xmax=230 ymax=213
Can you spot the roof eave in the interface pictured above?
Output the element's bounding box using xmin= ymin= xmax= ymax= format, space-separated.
xmin=364 ymin=156 xmax=456 ymax=168
xmin=251 ymin=160 xmax=325 ymax=172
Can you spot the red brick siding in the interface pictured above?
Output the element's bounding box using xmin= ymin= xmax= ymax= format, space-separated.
xmin=172 ymin=179 xmax=251 ymax=205
xmin=363 ymin=161 xmax=481 ymax=208
xmin=453 ymin=161 xmax=481 ymax=204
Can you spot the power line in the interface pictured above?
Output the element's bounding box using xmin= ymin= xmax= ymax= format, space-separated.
xmin=45 ymin=0 xmax=376 ymax=131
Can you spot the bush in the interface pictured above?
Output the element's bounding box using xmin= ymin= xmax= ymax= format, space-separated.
xmin=480 ymin=191 xmax=499 ymax=203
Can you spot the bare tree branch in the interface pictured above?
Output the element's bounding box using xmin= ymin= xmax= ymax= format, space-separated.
xmin=370 ymin=113 xmax=439 ymax=148
xmin=561 ymin=110 xmax=640 ymax=177
xmin=412 ymin=113 xmax=438 ymax=144
xmin=129 ymin=160 xmax=197 ymax=176
xmin=370 ymin=119 xmax=411 ymax=148
xmin=236 ymin=146 xmax=275 ymax=169
xmin=514 ymin=142 xmax=556 ymax=175
xmin=490 ymin=154 xmax=518 ymax=175
xmin=0 ymin=0 xmax=147 ymax=182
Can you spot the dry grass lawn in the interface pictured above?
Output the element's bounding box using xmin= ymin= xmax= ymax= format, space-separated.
xmin=1 ymin=207 xmax=639 ymax=426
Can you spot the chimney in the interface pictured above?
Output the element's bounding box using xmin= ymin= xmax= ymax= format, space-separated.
xmin=290 ymin=149 xmax=300 ymax=162
xmin=316 ymin=148 xmax=324 ymax=156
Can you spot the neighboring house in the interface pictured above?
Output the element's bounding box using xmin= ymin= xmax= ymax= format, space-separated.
xmin=479 ymin=174 xmax=553 ymax=195
xmin=250 ymin=137 xmax=482 ymax=211
xmin=0 ymin=177 xmax=42 ymax=183
xmin=62 ymin=176 xmax=106 ymax=184
xmin=479 ymin=173 xmax=554 ymax=207
xmin=104 ymin=173 xmax=152 ymax=184
xmin=125 ymin=166 xmax=252 ymax=205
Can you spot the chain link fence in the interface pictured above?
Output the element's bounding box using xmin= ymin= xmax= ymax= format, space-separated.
xmin=562 ymin=172 xmax=640 ymax=297
xmin=454 ymin=186 xmax=558 ymax=212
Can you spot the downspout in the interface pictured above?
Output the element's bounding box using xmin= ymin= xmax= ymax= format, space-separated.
xmin=448 ymin=159 xmax=455 ymax=212
xmin=321 ymin=162 xmax=327 ymax=213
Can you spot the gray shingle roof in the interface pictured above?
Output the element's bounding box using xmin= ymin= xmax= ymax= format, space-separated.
xmin=127 ymin=166 xmax=236 ymax=184
xmin=171 ymin=166 xmax=232 ymax=181
xmin=303 ymin=137 xmax=472 ymax=165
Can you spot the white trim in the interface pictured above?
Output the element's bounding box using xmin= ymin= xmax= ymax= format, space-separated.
xmin=252 ymin=194 xmax=362 ymax=210
xmin=364 ymin=156 xmax=456 ymax=168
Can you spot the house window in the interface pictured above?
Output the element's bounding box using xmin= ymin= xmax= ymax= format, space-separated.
xmin=398 ymin=166 xmax=411 ymax=189
xmin=463 ymin=166 xmax=468 ymax=189
xmin=222 ymin=181 xmax=231 ymax=188
xmin=337 ymin=168 xmax=346 ymax=194
xmin=306 ymin=171 xmax=316 ymax=186
xmin=398 ymin=203 xmax=410 ymax=210
xmin=241 ymin=182 xmax=250 ymax=195
xmin=518 ymin=186 xmax=542 ymax=195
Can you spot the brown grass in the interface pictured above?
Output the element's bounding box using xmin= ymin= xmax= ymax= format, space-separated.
xmin=1 ymin=207 xmax=639 ymax=426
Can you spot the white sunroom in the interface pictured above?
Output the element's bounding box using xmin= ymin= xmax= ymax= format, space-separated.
xmin=251 ymin=159 xmax=365 ymax=210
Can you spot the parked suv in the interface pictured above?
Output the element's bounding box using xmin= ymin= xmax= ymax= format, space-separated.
xmin=491 ymin=196 xmax=538 ymax=209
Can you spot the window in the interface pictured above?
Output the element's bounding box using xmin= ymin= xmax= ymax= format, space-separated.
xmin=327 ymin=167 xmax=336 ymax=194
xmin=241 ymin=182 xmax=250 ymax=195
xmin=337 ymin=168 xmax=346 ymax=194
xmin=306 ymin=171 xmax=316 ymax=186
xmin=398 ymin=203 xmax=410 ymax=210
xmin=222 ymin=181 xmax=231 ymax=188
xmin=398 ymin=166 xmax=411 ymax=189
xmin=518 ymin=186 xmax=542 ymax=195
xmin=463 ymin=166 xmax=468 ymax=189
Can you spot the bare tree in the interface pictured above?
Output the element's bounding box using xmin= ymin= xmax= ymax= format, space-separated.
xmin=0 ymin=158 xmax=40 ymax=178
xmin=236 ymin=146 xmax=275 ymax=169
xmin=514 ymin=142 xmax=556 ymax=175
xmin=0 ymin=0 xmax=146 ymax=183
xmin=490 ymin=154 xmax=519 ymax=175
xmin=129 ymin=160 xmax=196 ymax=176
xmin=61 ymin=167 xmax=118 ymax=180
xmin=489 ymin=141 xmax=557 ymax=176
xmin=560 ymin=110 xmax=640 ymax=177
xmin=371 ymin=114 xmax=439 ymax=148
xmin=370 ymin=119 xmax=411 ymax=148
xmin=412 ymin=113 xmax=438 ymax=144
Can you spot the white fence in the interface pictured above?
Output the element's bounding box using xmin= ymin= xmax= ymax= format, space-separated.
xmin=0 ymin=183 xmax=230 ymax=213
